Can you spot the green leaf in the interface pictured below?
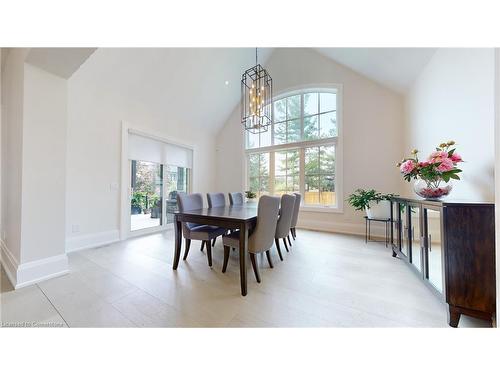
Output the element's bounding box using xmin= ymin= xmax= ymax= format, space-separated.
xmin=448 ymin=149 xmax=455 ymax=157
xmin=450 ymin=174 xmax=460 ymax=180
xmin=443 ymin=175 xmax=450 ymax=183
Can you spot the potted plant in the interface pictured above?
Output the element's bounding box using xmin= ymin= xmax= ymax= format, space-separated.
xmin=347 ymin=189 xmax=397 ymax=219
xmin=150 ymin=194 xmax=161 ymax=219
xmin=131 ymin=191 xmax=145 ymax=215
xmin=245 ymin=190 xmax=257 ymax=203
xmin=398 ymin=141 xmax=463 ymax=199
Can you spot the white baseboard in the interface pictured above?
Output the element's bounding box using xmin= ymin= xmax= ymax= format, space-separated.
xmin=0 ymin=239 xmax=18 ymax=288
xmin=297 ymin=219 xmax=388 ymax=239
xmin=1 ymin=239 xmax=69 ymax=289
xmin=16 ymin=255 xmax=69 ymax=289
xmin=66 ymin=229 xmax=120 ymax=253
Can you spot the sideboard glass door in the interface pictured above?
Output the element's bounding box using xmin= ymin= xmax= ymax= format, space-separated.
xmin=424 ymin=207 xmax=444 ymax=293
xmin=409 ymin=204 xmax=422 ymax=273
xmin=390 ymin=201 xmax=400 ymax=253
xmin=400 ymin=203 xmax=409 ymax=258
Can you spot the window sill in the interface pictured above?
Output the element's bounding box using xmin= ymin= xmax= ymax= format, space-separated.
xmin=300 ymin=205 xmax=343 ymax=214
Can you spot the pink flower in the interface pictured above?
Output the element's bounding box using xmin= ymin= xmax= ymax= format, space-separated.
xmin=430 ymin=150 xmax=448 ymax=159
xmin=400 ymin=160 xmax=416 ymax=174
xmin=437 ymin=157 xmax=454 ymax=172
xmin=429 ymin=150 xmax=448 ymax=163
xmin=450 ymin=153 xmax=462 ymax=163
xmin=418 ymin=161 xmax=430 ymax=167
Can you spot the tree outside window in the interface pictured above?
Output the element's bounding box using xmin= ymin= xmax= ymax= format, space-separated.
xmin=246 ymin=89 xmax=340 ymax=207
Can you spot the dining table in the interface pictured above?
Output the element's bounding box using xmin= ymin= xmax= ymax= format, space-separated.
xmin=172 ymin=204 xmax=258 ymax=296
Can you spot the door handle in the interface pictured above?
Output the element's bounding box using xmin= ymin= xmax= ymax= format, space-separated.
xmin=428 ymin=234 xmax=432 ymax=252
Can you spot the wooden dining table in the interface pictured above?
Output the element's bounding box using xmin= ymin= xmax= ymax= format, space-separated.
xmin=172 ymin=204 xmax=258 ymax=296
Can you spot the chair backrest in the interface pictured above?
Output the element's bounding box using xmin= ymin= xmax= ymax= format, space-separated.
xmin=275 ymin=194 xmax=296 ymax=239
xmin=290 ymin=193 xmax=301 ymax=228
xmin=248 ymin=195 xmax=280 ymax=253
xmin=207 ymin=192 xmax=225 ymax=208
xmin=228 ymin=192 xmax=244 ymax=206
xmin=177 ymin=193 xmax=203 ymax=231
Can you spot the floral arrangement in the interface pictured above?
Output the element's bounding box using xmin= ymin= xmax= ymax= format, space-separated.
xmin=397 ymin=141 xmax=463 ymax=198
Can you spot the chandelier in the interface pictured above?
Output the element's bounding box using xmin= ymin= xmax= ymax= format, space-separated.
xmin=241 ymin=48 xmax=273 ymax=134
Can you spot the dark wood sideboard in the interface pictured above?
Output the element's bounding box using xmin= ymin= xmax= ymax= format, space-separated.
xmin=389 ymin=197 xmax=496 ymax=327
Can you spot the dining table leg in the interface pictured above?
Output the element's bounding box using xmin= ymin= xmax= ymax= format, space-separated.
xmin=173 ymin=215 xmax=182 ymax=270
xmin=238 ymin=222 xmax=248 ymax=296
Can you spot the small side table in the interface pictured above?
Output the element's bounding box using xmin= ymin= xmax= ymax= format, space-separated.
xmin=364 ymin=216 xmax=390 ymax=247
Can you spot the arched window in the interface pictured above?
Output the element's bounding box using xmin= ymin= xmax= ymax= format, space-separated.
xmin=245 ymin=86 xmax=342 ymax=210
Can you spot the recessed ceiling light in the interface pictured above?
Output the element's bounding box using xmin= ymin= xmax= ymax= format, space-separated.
xmin=224 ymin=81 xmax=229 ymax=86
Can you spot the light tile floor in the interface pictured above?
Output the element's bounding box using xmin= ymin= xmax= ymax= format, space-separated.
xmin=130 ymin=213 xmax=160 ymax=231
xmin=0 ymin=229 xmax=491 ymax=328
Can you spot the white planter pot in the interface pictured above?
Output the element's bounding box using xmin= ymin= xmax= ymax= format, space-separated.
xmin=365 ymin=200 xmax=391 ymax=220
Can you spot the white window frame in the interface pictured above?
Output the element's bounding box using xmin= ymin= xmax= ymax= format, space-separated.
xmin=244 ymin=84 xmax=343 ymax=213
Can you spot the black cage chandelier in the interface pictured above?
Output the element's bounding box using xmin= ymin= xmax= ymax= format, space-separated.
xmin=241 ymin=48 xmax=273 ymax=134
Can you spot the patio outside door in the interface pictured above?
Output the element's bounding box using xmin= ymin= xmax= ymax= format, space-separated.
xmin=125 ymin=129 xmax=193 ymax=237
xmin=130 ymin=160 xmax=164 ymax=232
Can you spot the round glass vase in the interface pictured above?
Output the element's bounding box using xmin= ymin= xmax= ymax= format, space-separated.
xmin=413 ymin=178 xmax=453 ymax=200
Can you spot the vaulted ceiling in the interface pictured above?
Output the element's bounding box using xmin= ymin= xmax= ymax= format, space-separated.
xmin=70 ymin=48 xmax=274 ymax=134
xmin=68 ymin=47 xmax=436 ymax=136
xmin=316 ymin=48 xmax=436 ymax=93
xmin=10 ymin=47 xmax=436 ymax=135
xmin=25 ymin=48 xmax=97 ymax=78
xmin=5 ymin=47 xmax=436 ymax=93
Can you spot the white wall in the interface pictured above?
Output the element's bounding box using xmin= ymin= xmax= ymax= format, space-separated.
xmin=1 ymin=51 xmax=69 ymax=288
xmin=494 ymin=48 xmax=499 ymax=326
xmin=0 ymin=49 xmax=2 ymax=250
xmin=20 ymin=64 xmax=67 ymax=263
xmin=66 ymin=49 xmax=218 ymax=249
xmin=405 ymin=48 xmax=495 ymax=201
xmin=216 ymin=48 xmax=405 ymax=235
xmin=1 ymin=49 xmax=27 ymax=264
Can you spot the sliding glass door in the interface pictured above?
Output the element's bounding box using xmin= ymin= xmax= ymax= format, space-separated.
xmin=130 ymin=160 xmax=163 ymax=232
xmin=126 ymin=131 xmax=193 ymax=236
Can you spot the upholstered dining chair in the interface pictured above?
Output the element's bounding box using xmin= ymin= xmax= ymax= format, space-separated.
xmin=228 ymin=192 xmax=244 ymax=206
xmin=290 ymin=193 xmax=301 ymax=240
xmin=177 ymin=193 xmax=226 ymax=267
xmin=274 ymin=194 xmax=296 ymax=260
xmin=207 ymin=192 xmax=226 ymax=208
xmin=206 ymin=192 xmax=226 ymax=246
xmin=221 ymin=195 xmax=280 ymax=283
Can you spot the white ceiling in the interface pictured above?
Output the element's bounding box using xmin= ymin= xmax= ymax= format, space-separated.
xmin=25 ymin=48 xmax=97 ymax=78
xmin=73 ymin=48 xmax=274 ymax=134
xmin=316 ymin=48 xmax=436 ymax=93
xmin=68 ymin=47 xmax=435 ymax=136
xmin=17 ymin=47 xmax=435 ymax=136
xmin=4 ymin=47 xmax=437 ymax=94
